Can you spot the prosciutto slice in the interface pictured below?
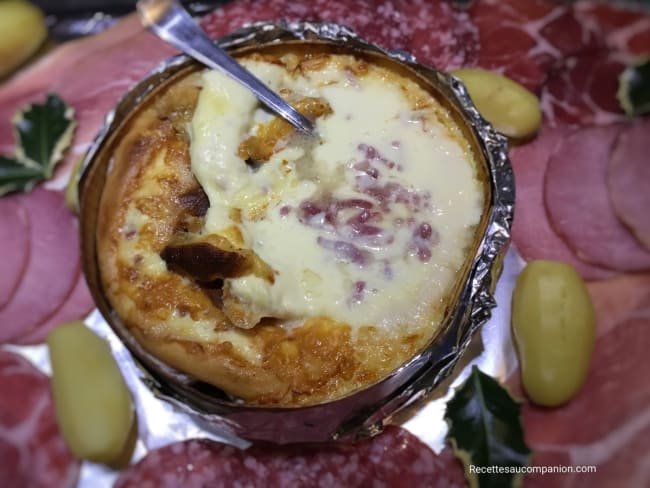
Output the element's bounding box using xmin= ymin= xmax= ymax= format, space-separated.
xmin=0 ymin=17 xmax=175 ymax=188
xmin=544 ymin=125 xmax=650 ymax=272
xmin=467 ymin=0 xmax=601 ymax=93
xmin=574 ymin=0 xmax=650 ymax=57
xmin=607 ymin=118 xmax=650 ymax=251
xmin=0 ymin=196 xmax=30 ymax=308
xmin=115 ymin=426 xmax=465 ymax=488
xmin=540 ymin=49 xmax=627 ymax=127
xmin=0 ymin=350 xmax=79 ymax=488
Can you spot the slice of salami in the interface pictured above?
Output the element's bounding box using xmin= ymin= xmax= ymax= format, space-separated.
xmin=544 ymin=125 xmax=650 ymax=272
xmin=115 ymin=425 xmax=466 ymax=488
xmin=200 ymin=0 xmax=478 ymax=70
xmin=0 ymin=187 xmax=81 ymax=344
xmin=510 ymin=128 xmax=615 ymax=280
xmin=0 ymin=196 xmax=30 ymax=309
xmin=0 ymin=350 xmax=79 ymax=488
xmin=607 ymin=119 xmax=650 ymax=251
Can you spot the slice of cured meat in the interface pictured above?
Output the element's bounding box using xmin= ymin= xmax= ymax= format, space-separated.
xmin=15 ymin=272 xmax=94 ymax=345
xmin=544 ymin=124 xmax=650 ymax=272
xmin=607 ymin=119 xmax=650 ymax=251
xmin=0 ymin=16 xmax=143 ymax=124
xmin=587 ymin=273 xmax=650 ymax=337
xmin=574 ymin=0 xmax=650 ymax=58
xmin=0 ymin=188 xmax=80 ymax=344
xmin=0 ymin=350 xmax=79 ymax=487
xmin=0 ymin=196 xmax=30 ymax=309
xmin=115 ymin=425 xmax=466 ymax=488
xmin=201 ymin=0 xmax=478 ymax=70
xmin=466 ymin=0 xmax=650 ymax=126
xmin=510 ymin=128 xmax=614 ymax=280
xmin=467 ymin=0 xmax=600 ymax=93
xmin=540 ymin=49 xmax=627 ymax=127
xmin=537 ymin=3 xmax=650 ymax=127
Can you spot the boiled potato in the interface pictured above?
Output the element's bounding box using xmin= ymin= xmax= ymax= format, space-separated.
xmin=511 ymin=260 xmax=596 ymax=407
xmin=451 ymin=68 xmax=542 ymax=139
xmin=0 ymin=0 xmax=47 ymax=78
xmin=47 ymin=321 xmax=135 ymax=465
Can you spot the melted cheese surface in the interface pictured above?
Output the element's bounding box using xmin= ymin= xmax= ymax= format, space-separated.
xmin=190 ymin=55 xmax=484 ymax=333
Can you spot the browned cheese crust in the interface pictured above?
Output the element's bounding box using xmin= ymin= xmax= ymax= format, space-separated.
xmin=97 ymin=51 xmax=478 ymax=406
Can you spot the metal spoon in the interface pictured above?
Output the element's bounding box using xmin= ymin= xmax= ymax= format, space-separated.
xmin=136 ymin=0 xmax=315 ymax=136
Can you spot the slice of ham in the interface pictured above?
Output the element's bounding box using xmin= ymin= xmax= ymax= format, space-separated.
xmin=587 ymin=273 xmax=650 ymax=337
xmin=15 ymin=272 xmax=94 ymax=345
xmin=0 ymin=188 xmax=80 ymax=344
xmin=510 ymin=128 xmax=615 ymax=280
xmin=607 ymin=118 xmax=650 ymax=251
xmin=0 ymin=350 xmax=79 ymax=487
xmin=544 ymin=124 xmax=650 ymax=272
xmin=115 ymin=425 xmax=466 ymax=488
xmin=0 ymin=196 xmax=30 ymax=309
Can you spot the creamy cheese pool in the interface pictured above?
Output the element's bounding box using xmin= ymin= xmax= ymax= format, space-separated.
xmin=190 ymin=55 xmax=484 ymax=333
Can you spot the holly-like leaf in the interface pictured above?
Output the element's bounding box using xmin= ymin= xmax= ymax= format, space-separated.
xmin=0 ymin=155 xmax=43 ymax=195
xmin=618 ymin=58 xmax=650 ymax=117
xmin=0 ymin=93 xmax=76 ymax=197
xmin=445 ymin=366 xmax=531 ymax=488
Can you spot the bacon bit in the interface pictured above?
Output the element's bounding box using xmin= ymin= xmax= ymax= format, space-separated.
xmin=418 ymin=222 xmax=433 ymax=239
xmin=279 ymin=205 xmax=291 ymax=216
xmin=317 ymin=237 xmax=372 ymax=266
xmin=418 ymin=247 xmax=432 ymax=262
xmin=351 ymin=280 xmax=366 ymax=303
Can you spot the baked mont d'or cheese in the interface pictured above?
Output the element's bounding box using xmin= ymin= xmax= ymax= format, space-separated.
xmin=97 ymin=49 xmax=486 ymax=406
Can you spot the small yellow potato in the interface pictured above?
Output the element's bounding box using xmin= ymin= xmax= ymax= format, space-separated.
xmin=511 ymin=260 xmax=596 ymax=407
xmin=47 ymin=321 xmax=136 ymax=465
xmin=0 ymin=0 xmax=48 ymax=78
xmin=451 ymin=68 xmax=542 ymax=139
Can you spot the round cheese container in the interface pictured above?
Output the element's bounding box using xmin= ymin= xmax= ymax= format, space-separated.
xmin=78 ymin=21 xmax=514 ymax=443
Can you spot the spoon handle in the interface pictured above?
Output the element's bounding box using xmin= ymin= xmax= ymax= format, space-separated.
xmin=137 ymin=0 xmax=315 ymax=136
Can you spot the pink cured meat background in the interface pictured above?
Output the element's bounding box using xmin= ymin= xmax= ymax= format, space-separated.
xmin=0 ymin=350 xmax=79 ymax=487
xmin=0 ymin=0 xmax=649 ymax=486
